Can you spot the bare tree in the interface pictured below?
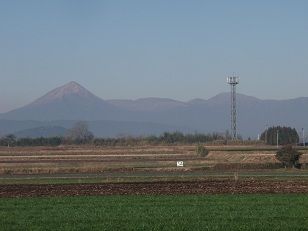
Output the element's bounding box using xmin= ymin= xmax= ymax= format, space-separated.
xmin=66 ymin=121 xmax=94 ymax=144
xmin=3 ymin=134 xmax=16 ymax=147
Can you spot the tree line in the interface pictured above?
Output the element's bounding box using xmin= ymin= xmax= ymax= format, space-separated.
xmin=260 ymin=126 xmax=299 ymax=145
xmin=0 ymin=132 xmax=226 ymax=147
xmin=93 ymin=132 xmax=225 ymax=146
xmin=1 ymin=122 xmax=301 ymax=147
xmin=0 ymin=132 xmax=224 ymax=146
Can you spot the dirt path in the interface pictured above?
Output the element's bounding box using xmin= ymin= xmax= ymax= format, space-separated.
xmin=1 ymin=180 xmax=308 ymax=198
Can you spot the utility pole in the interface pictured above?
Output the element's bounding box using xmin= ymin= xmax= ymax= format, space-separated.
xmin=265 ymin=124 xmax=268 ymax=145
xmin=277 ymin=130 xmax=279 ymax=149
xmin=302 ymin=128 xmax=305 ymax=147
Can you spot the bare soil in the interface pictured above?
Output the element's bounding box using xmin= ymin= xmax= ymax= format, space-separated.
xmin=1 ymin=180 xmax=308 ymax=198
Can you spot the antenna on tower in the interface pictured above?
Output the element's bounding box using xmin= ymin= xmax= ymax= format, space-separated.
xmin=227 ymin=75 xmax=239 ymax=140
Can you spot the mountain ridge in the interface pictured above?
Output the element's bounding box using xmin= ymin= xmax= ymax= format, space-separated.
xmin=1 ymin=81 xmax=308 ymax=138
xmin=2 ymin=81 xmax=308 ymax=113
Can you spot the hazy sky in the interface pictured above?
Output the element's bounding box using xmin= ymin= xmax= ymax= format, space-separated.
xmin=1 ymin=0 xmax=308 ymax=113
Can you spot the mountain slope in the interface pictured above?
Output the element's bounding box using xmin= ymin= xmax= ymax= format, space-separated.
xmin=107 ymin=98 xmax=187 ymax=111
xmin=0 ymin=82 xmax=121 ymax=120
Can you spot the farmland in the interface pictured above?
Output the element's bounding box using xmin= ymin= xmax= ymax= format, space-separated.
xmin=0 ymin=145 xmax=308 ymax=184
xmin=1 ymin=194 xmax=308 ymax=231
xmin=1 ymin=145 xmax=308 ymax=230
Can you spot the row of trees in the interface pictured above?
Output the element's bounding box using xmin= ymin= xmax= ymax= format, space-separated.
xmin=0 ymin=132 xmax=226 ymax=147
xmin=93 ymin=132 xmax=225 ymax=146
xmin=260 ymin=126 xmax=299 ymax=145
xmin=0 ymin=121 xmax=227 ymax=146
xmin=0 ymin=136 xmax=63 ymax=147
xmin=0 ymin=123 xmax=302 ymax=147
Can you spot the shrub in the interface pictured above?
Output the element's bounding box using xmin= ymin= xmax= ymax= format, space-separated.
xmin=276 ymin=145 xmax=302 ymax=168
xmin=196 ymin=144 xmax=209 ymax=157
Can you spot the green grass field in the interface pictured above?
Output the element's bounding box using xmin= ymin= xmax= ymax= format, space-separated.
xmin=1 ymin=194 xmax=308 ymax=231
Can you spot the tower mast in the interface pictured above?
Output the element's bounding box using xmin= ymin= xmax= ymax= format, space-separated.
xmin=227 ymin=76 xmax=239 ymax=140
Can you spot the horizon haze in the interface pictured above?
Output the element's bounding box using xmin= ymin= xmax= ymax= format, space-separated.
xmin=1 ymin=1 xmax=308 ymax=113
xmin=0 ymin=80 xmax=306 ymax=114
xmin=1 ymin=81 xmax=308 ymax=139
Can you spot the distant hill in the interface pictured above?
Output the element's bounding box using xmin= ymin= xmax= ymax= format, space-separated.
xmin=14 ymin=126 xmax=67 ymax=138
xmin=0 ymin=120 xmax=189 ymax=138
xmin=1 ymin=81 xmax=308 ymax=138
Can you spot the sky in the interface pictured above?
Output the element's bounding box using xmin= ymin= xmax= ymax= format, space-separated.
xmin=1 ymin=0 xmax=308 ymax=113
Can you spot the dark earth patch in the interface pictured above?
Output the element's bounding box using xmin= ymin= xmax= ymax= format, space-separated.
xmin=1 ymin=179 xmax=308 ymax=198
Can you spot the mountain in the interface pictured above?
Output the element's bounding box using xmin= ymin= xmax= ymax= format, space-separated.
xmin=1 ymin=81 xmax=308 ymax=138
xmin=0 ymin=81 xmax=121 ymax=121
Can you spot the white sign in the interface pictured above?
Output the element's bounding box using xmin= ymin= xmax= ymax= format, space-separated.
xmin=177 ymin=161 xmax=184 ymax=167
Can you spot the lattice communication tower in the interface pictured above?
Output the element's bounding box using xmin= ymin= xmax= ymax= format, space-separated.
xmin=227 ymin=76 xmax=239 ymax=140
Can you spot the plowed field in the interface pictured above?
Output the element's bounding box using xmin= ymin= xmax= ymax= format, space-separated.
xmin=1 ymin=179 xmax=308 ymax=198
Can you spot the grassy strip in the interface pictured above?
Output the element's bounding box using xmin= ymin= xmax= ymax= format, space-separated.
xmin=1 ymin=194 xmax=308 ymax=230
xmin=2 ymin=171 xmax=308 ymax=185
